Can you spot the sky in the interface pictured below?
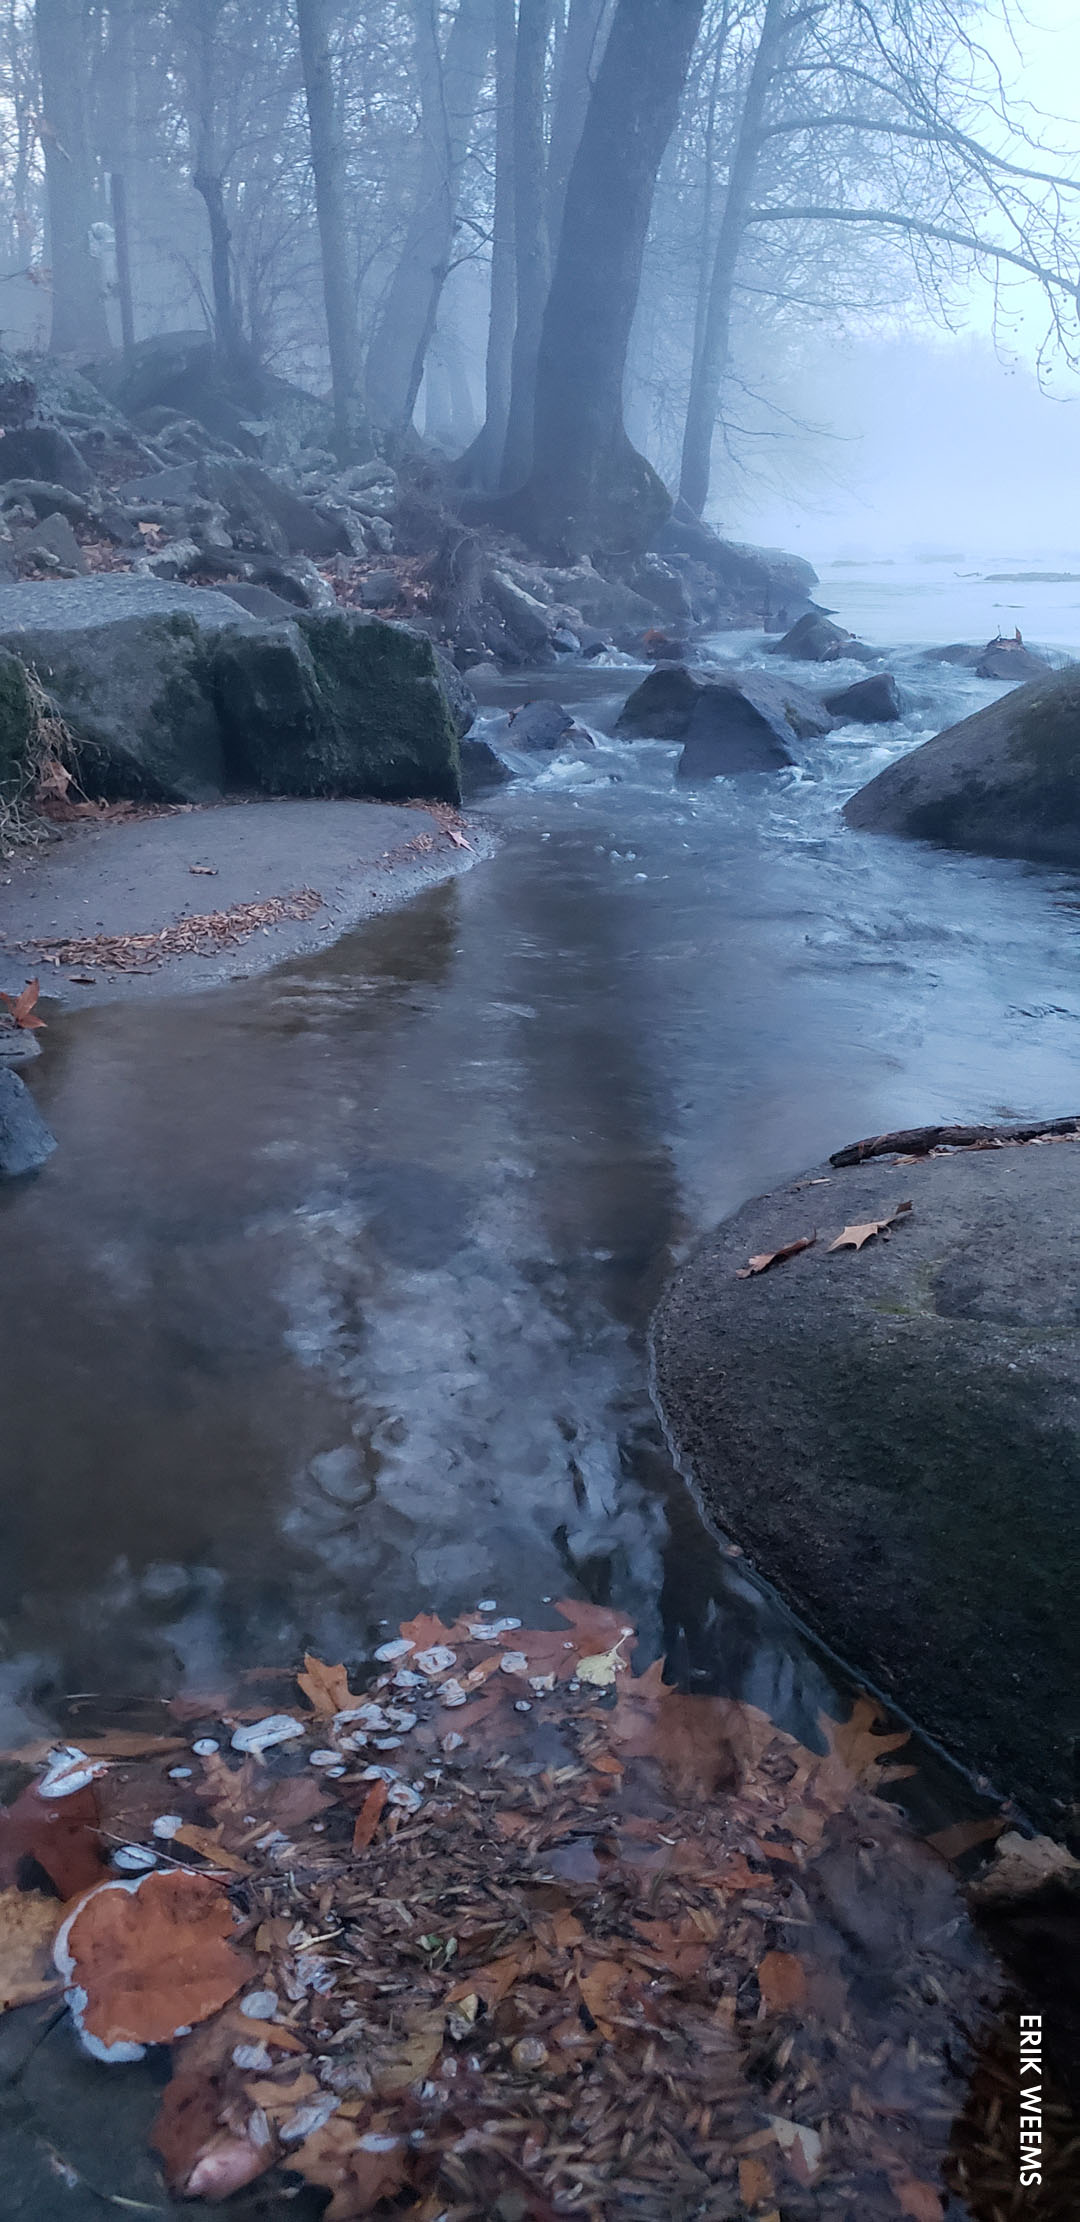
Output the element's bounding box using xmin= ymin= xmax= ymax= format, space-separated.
xmin=729 ymin=0 xmax=1080 ymax=559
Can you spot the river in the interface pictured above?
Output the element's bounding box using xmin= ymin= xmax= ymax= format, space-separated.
xmin=2 ymin=564 xmax=1078 ymax=1837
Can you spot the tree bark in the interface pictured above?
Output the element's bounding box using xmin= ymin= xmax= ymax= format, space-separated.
xmin=185 ymin=0 xmax=245 ymax=369
xmin=499 ymin=0 xmax=555 ymax=487
xmin=519 ymin=0 xmax=706 ymax=561
xmin=365 ymin=0 xmax=492 ymax=436
xmin=678 ymin=0 xmax=791 ymax=516
xmin=545 ymin=0 xmax=608 ymax=246
xmin=34 ymin=0 xmax=111 ymax=354
xmin=297 ymin=0 xmax=364 ymax=457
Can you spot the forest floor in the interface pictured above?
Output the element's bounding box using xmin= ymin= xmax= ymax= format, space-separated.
xmin=0 ymin=797 xmax=491 ymax=1007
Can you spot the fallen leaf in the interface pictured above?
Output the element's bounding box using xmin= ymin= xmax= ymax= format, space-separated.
xmin=757 ymin=1949 xmax=807 ymax=2012
xmin=0 ymin=1781 xmax=105 ymax=1900
xmin=290 ymin=2115 xmax=409 ymax=2219
xmin=736 ymin=1232 xmax=816 ymax=1278
xmin=827 ymin=1200 xmax=912 ymax=1251
xmin=0 ymin=1888 xmax=64 ymax=2010
xmin=576 ymin=1956 xmax=626 ymax=2032
xmin=819 ymin=1696 xmax=910 ymax=1787
xmin=924 ymin=1815 xmax=1005 ymax=1862
xmin=352 ymin=1779 xmax=388 ymax=1851
xmin=397 ymin=1611 xmax=467 ymax=1650
xmin=768 ymin=2115 xmax=823 ymax=2182
xmin=154 ymin=2067 xmax=272 ymax=2198
xmin=895 ymin=2179 xmax=944 ymax=2222
xmin=0 ymin=978 xmax=45 ymax=1031
xmin=444 ymin=826 xmax=472 ymax=850
xmin=188 ymin=864 xmax=218 ymax=875
xmin=171 ymin=1823 xmax=252 ymax=1875
xmin=739 ymin=2153 xmax=775 ymax=2207
xmin=298 ymin=1653 xmax=360 ymax=1716
xmin=56 ymin=1869 xmax=254 ymax=2052
xmin=375 ymin=2008 xmax=444 ymax=2093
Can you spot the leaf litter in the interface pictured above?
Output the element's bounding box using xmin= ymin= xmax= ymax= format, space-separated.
xmin=0 ymin=1597 xmax=1064 ymax=2219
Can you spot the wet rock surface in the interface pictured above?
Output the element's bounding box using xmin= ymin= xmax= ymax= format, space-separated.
xmin=844 ymin=661 xmax=1080 ymax=866
xmin=0 ymin=1065 xmax=56 ymax=1177
xmin=823 ymin=671 xmax=902 ymax=724
xmin=651 ymin=1139 xmax=1080 ymax=1830
xmin=615 ymin=661 xmax=832 ymax=771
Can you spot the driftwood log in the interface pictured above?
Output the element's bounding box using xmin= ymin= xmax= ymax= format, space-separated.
xmin=830 ymin=1116 xmax=1080 ymax=1169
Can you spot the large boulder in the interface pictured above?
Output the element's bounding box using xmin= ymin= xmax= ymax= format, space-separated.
xmin=653 ymin=506 xmax=820 ymax=629
xmin=0 ymin=1068 xmax=56 ymax=1178
xmin=196 ymin=457 xmax=351 ymax=559
xmin=823 ymin=672 xmax=901 ymax=724
xmin=0 ymin=579 xmax=461 ymax=806
xmin=651 ymin=1140 xmax=1080 ymax=1830
xmin=770 ymin=612 xmax=873 ymax=663
xmin=843 ymin=663 xmax=1080 ymax=866
xmin=210 ymin=611 xmax=460 ymax=803
xmin=0 ymin=646 xmax=34 ymax=800
xmin=0 ymin=578 xmax=247 ymax=800
xmin=615 ymin=662 xmax=832 ymax=772
xmin=931 ymin=636 xmax=1052 ymax=683
xmin=0 ymin=423 xmax=92 ymax=493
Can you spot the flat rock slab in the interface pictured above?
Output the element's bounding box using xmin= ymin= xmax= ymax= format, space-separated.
xmin=651 ymin=1141 xmax=1080 ymax=1829
xmin=0 ymin=799 xmax=491 ymax=1006
xmin=0 ymin=575 xmax=262 ymax=635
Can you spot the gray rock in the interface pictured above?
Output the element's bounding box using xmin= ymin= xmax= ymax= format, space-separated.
xmin=843 ymin=663 xmax=1080 ymax=866
xmin=770 ymin=612 xmax=873 ymax=662
xmin=506 ymin=700 xmax=575 ymax=749
xmin=0 ymin=423 xmax=92 ymax=491
xmin=823 ymin=672 xmax=902 ymax=724
xmin=0 ymin=480 xmax=95 ymax=524
xmin=487 ymin=570 xmax=553 ymax=656
xmin=0 ymin=1066 xmax=56 ymax=1177
xmin=429 ymin=644 xmax=476 ymax=741
xmin=0 ymin=1027 xmax=41 ymax=1065
xmin=651 ymin=1139 xmax=1080 ymax=1828
xmin=197 ymin=457 xmax=350 ymax=558
xmin=359 ymin=569 xmax=400 ymax=607
xmin=12 ymin=509 xmax=88 ymax=575
xmin=976 ymin=637 xmax=1052 ymax=682
xmin=460 ymin=733 xmax=513 ymax=788
xmin=135 ymin=537 xmax=202 ymax=580
xmin=615 ymin=663 xmax=831 ymax=772
xmin=215 ymin=580 xmax=300 ymax=622
xmin=209 ymin=610 xmax=461 ymax=803
xmin=0 ymin=577 xmax=258 ymax=800
xmin=118 ymin=463 xmax=198 ymax=506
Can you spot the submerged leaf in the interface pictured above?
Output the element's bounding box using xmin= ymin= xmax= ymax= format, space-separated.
xmin=56 ymin=1869 xmax=254 ymax=2054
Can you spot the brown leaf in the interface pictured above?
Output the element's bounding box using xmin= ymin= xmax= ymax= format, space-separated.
xmin=153 ymin=2067 xmax=272 ymax=2199
xmin=0 ymin=1888 xmax=64 ymax=2010
xmin=290 ymin=2115 xmax=409 ymax=2219
xmin=79 ymin=1730 xmax=188 ymax=1760
xmin=351 ymin=1778 xmax=388 ymax=1852
xmin=62 ymin=1870 xmax=253 ymax=2049
xmin=171 ymin=1823 xmax=252 ymax=1875
xmin=576 ymin=1956 xmax=626 ymax=2032
xmin=375 ymin=2007 xmax=445 ymax=2093
xmin=757 ymin=1949 xmax=807 ymax=2012
xmin=827 ymin=1200 xmax=912 ymax=1252
xmin=297 ymin=1653 xmax=359 ymax=1716
xmin=0 ymin=979 xmax=45 ymax=1031
xmin=739 ymin=2154 xmax=775 ymax=2207
xmin=736 ymin=1232 xmax=816 ymax=1278
xmin=0 ymin=1781 xmax=106 ymax=1900
xmin=398 ymin=1611 xmax=468 ymax=1649
xmin=819 ymin=1697 xmax=910 ymax=1787
xmin=895 ymin=2179 xmax=944 ymax=2222
xmin=924 ymin=1815 xmax=1005 ymax=1863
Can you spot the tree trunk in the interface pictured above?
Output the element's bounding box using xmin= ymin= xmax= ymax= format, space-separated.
xmin=520 ymin=0 xmax=706 ymax=560
xmin=678 ymin=0 xmax=789 ymax=516
xmin=185 ymin=0 xmax=245 ymax=370
xmin=106 ymin=0 xmax=136 ymax=354
xmin=498 ymin=0 xmax=554 ymax=487
xmin=297 ymin=0 xmax=365 ymax=457
xmin=365 ymin=0 xmax=492 ymax=436
xmin=34 ymin=0 xmax=111 ymax=354
xmin=545 ymin=0 xmax=608 ymax=246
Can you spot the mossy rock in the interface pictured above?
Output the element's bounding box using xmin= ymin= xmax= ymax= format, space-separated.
xmin=0 ymin=648 xmax=34 ymax=801
xmin=844 ymin=663 xmax=1080 ymax=864
xmin=211 ymin=611 xmax=460 ymax=802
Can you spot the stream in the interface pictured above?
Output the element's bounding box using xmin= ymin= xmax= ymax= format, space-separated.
xmin=1 ymin=562 xmax=1079 ymax=2207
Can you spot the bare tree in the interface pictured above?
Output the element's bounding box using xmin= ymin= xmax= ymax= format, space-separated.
xmin=365 ymin=0 xmax=492 ymax=436
xmin=34 ymin=0 xmax=111 ymax=352
xmin=517 ymin=0 xmax=707 ymax=557
xmin=296 ymin=0 xmax=363 ymax=453
xmin=498 ymin=0 xmax=554 ymax=486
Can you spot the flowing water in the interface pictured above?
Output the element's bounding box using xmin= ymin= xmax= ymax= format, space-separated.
xmin=3 ymin=570 xmax=1080 ymax=2210
xmin=2 ymin=569 xmax=1079 ymax=1822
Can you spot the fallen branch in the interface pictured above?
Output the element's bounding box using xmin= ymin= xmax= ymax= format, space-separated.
xmin=830 ymin=1116 xmax=1080 ymax=1168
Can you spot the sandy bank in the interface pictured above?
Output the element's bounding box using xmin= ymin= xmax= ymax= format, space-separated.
xmin=0 ymin=797 xmax=494 ymax=1008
